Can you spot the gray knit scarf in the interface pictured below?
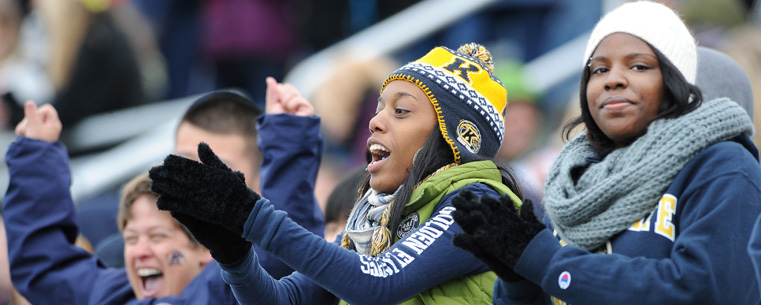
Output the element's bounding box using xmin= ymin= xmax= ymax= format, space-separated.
xmin=543 ymin=98 xmax=753 ymax=250
xmin=342 ymin=187 xmax=399 ymax=256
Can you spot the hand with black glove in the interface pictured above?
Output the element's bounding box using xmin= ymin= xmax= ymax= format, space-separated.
xmin=149 ymin=142 xmax=261 ymax=235
xmin=149 ymin=142 xmax=262 ymax=262
xmin=171 ymin=212 xmax=252 ymax=264
xmin=451 ymin=190 xmax=545 ymax=282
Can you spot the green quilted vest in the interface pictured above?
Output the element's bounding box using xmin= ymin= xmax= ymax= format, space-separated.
xmin=340 ymin=160 xmax=521 ymax=305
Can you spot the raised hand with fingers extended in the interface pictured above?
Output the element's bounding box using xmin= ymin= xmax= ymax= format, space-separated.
xmin=451 ymin=190 xmax=545 ymax=281
xmin=264 ymin=76 xmax=314 ymax=117
xmin=15 ymin=101 xmax=62 ymax=142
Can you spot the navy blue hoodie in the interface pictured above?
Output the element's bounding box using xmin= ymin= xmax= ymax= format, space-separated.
xmin=495 ymin=135 xmax=761 ymax=305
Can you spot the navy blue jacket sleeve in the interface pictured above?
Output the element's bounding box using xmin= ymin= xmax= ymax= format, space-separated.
xmin=219 ymin=184 xmax=495 ymax=305
xmin=749 ymin=214 xmax=761 ymax=297
xmin=3 ymin=138 xmax=135 ymax=304
xmin=256 ymin=113 xmax=325 ymax=279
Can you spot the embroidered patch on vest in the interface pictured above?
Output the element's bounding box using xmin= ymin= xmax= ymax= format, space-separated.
xmin=456 ymin=120 xmax=481 ymax=153
xmin=397 ymin=212 xmax=420 ymax=239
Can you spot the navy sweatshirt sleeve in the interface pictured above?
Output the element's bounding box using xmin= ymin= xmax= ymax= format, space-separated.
xmin=749 ymin=215 xmax=761 ymax=297
xmin=496 ymin=139 xmax=761 ymax=305
xmin=219 ymin=184 xmax=496 ymax=305
xmin=3 ymin=138 xmax=134 ymax=304
xmin=255 ymin=113 xmax=325 ymax=279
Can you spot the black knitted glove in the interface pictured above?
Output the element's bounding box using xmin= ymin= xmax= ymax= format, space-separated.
xmin=451 ymin=190 xmax=545 ymax=282
xmin=149 ymin=142 xmax=261 ymax=237
xmin=171 ymin=211 xmax=252 ymax=264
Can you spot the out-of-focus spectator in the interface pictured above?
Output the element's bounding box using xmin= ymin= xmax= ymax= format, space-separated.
xmin=680 ymin=0 xmax=750 ymax=47
xmin=673 ymin=0 xmax=761 ymax=147
xmin=130 ymin=0 xmax=207 ymax=100
xmin=721 ymin=25 xmax=761 ymax=147
xmin=131 ymin=0 xmax=303 ymax=109
xmin=696 ymin=46 xmax=754 ymax=124
xmin=109 ymin=0 xmax=168 ymax=103
xmin=310 ymin=53 xmax=398 ymax=169
xmin=313 ymin=155 xmax=342 ymax=214
xmin=128 ymin=0 xmax=425 ymax=107
xmin=491 ymin=58 xmax=545 ymax=205
xmin=0 ymin=0 xmax=52 ymax=129
xmin=10 ymin=0 xmax=147 ymax=132
xmin=0 ymin=0 xmax=165 ymax=159
xmin=200 ymin=0 xmax=301 ymax=108
xmin=292 ymin=0 xmax=420 ymax=54
xmin=511 ymin=93 xmax=582 ymax=209
xmin=323 ymin=165 xmax=365 ymax=243
xmin=493 ymin=59 xmax=541 ymax=163
xmin=498 ymin=101 xmax=541 ymax=161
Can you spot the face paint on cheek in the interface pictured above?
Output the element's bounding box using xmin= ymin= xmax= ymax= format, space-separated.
xmin=168 ymin=249 xmax=186 ymax=266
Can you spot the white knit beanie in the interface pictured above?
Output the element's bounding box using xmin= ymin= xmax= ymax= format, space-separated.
xmin=583 ymin=1 xmax=697 ymax=84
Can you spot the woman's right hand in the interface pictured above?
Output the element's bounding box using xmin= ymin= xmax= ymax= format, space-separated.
xmin=15 ymin=101 xmax=62 ymax=142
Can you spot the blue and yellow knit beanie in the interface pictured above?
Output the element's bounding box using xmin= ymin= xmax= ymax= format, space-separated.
xmin=380 ymin=43 xmax=507 ymax=164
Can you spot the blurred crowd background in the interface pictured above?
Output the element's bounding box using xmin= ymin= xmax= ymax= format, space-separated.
xmin=0 ymin=0 xmax=758 ymax=303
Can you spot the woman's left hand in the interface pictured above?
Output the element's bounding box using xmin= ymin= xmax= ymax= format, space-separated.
xmin=451 ymin=190 xmax=545 ymax=281
xmin=149 ymin=142 xmax=262 ymax=237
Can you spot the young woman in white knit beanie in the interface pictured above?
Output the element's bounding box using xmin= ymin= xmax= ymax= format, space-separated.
xmin=452 ymin=1 xmax=761 ymax=304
